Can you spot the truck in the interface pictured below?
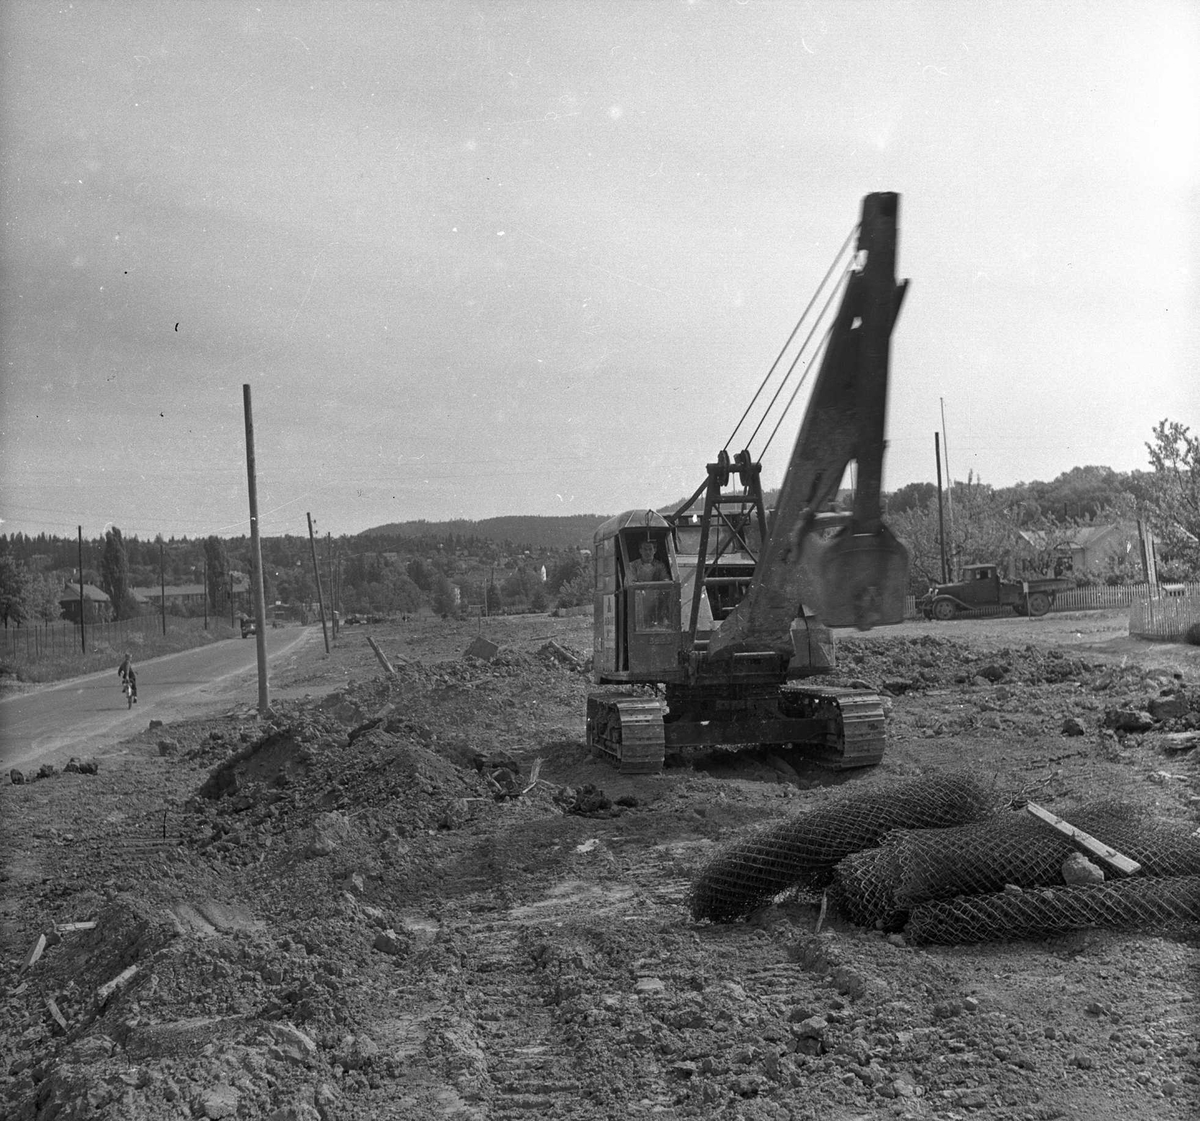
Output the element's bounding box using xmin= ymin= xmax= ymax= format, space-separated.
xmin=916 ymin=564 xmax=1075 ymax=620
xmin=586 ymin=192 xmax=910 ymax=775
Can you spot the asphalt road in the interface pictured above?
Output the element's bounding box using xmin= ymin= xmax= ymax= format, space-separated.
xmin=0 ymin=626 xmax=320 ymax=773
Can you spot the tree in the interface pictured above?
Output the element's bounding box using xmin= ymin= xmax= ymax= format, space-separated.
xmin=1144 ymin=419 xmax=1200 ymax=578
xmin=28 ymin=573 xmax=64 ymax=623
xmin=0 ymin=552 xmax=33 ymax=627
xmin=204 ymin=536 xmax=230 ymax=613
xmin=886 ymin=482 xmax=937 ymax=515
xmin=101 ymin=527 xmax=132 ymax=620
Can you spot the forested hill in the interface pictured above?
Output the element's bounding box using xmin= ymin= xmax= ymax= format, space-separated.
xmin=362 ymin=514 xmax=609 ymax=552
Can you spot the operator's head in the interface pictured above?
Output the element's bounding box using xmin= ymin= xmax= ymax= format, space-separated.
xmin=639 ymin=539 xmax=655 ymax=561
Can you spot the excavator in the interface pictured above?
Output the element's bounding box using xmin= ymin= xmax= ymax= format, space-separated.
xmin=587 ymin=192 xmax=910 ymax=774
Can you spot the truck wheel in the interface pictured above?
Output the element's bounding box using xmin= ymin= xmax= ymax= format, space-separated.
xmin=932 ymin=598 xmax=956 ymax=621
xmin=1026 ymin=592 xmax=1051 ymax=617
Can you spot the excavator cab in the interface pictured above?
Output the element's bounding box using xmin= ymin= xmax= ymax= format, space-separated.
xmin=592 ymin=511 xmax=683 ymax=683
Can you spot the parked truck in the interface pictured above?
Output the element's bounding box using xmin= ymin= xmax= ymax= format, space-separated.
xmin=917 ymin=564 xmax=1074 ymax=619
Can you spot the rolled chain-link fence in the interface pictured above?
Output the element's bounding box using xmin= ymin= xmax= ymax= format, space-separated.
xmin=689 ymin=772 xmax=1000 ymax=922
xmin=832 ymin=802 xmax=1200 ymax=931
xmin=906 ymin=875 xmax=1200 ymax=945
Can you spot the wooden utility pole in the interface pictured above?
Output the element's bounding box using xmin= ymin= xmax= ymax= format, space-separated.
xmin=307 ymin=512 xmax=330 ymax=653
xmin=203 ymin=560 xmax=208 ymax=629
xmin=935 ymin=432 xmax=948 ymax=583
xmin=326 ymin=532 xmax=337 ymax=640
xmin=77 ymin=526 xmax=85 ymax=653
xmin=243 ymin=384 xmax=270 ymax=715
xmin=159 ymin=541 xmax=167 ymax=636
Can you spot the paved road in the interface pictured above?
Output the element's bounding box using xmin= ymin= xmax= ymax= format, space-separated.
xmin=0 ymin=626 xmax=321 ymax=772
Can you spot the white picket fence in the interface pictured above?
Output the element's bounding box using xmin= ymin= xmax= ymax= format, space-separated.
xmin=1129 ymin=588 xmax=1200 ymax=642
xmin=904 ymin=581 xmax=1200 ymax=638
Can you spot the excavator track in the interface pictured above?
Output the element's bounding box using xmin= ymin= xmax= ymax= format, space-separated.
xmin=585 ymin=694 xmax=665 ymax=774
xmin=780 ymin=683 xmax=887 ymax=768
xmin=588 ymin=686 xmax=886 ymax=774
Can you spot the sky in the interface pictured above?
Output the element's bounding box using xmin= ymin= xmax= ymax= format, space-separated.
xmin=2 ymin=0 xmax=1198 ymax=542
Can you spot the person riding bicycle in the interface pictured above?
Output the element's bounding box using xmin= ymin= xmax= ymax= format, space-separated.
xmin=118 ymin=652 xmax=138 ymax=703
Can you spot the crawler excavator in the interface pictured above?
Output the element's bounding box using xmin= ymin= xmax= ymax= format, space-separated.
xmin=587 ymin=192 xmax=910 ymax=774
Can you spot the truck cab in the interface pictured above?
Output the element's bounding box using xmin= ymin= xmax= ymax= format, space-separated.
xmin=957 ymin=564 xmax=1001 ymax=607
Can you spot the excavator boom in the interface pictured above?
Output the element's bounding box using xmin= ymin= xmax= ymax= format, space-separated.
xmin=707 ymin=192 xmax=909 ymax=659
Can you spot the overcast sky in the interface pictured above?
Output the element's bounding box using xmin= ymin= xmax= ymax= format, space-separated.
xmin=2 ymin=1 xmax=1197 ymax=541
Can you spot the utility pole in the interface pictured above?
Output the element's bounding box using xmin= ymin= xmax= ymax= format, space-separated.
xmin=159 ymin=541 xmax=167 ymax=636
xmin=935 ymin=432 xmax=948 ymax=583
xmin=230 ymin=572 xmax=235 ymax=629
xmin=243 ymin=384 xmax=270 ymax=715
xmin=326 ymin=532 xmax=337 ymax=641
xmin=307 ymin=512 xmax=330 ymax=653
xmin=203 ymin=560 xmax=208 ymax=629
xmin=77 ymin=526 xmax=85 ymax=653
xmin=940 ymin=396 xmax=954 ymax=543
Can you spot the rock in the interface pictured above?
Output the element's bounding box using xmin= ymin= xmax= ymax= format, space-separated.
xmin=199 ymin=1083 xmax=240 ymax=1119
xmin=1062 ymin=853 xmax=1105 ymax=885
xmin=978 ymin=663 xmax=1007 ymax=682
xmin=1149 ymin=695 xmax=1189 ymax=720
xmin=158 ymin=739 xmax=176 ymax=756
xmin=1061 ymin=716 xmax=1087 ymax=736
xmin=793 ymin=1016 xmax=827 ymax=1041
xmin=10 ymin=768 xmax=25 ymax=784
xmin=1104 ymin=708 xmax=1155 ymax=733
xmin=634 ymin=977 xmax=665 ymax=995
xmin=980 ymin=713 xmax=1004 ymax=730
xmin=464 ymin=636 xmax=500 ymax=661
xmin=373 ymin=929 xmax=408 ymax=956
xmin=36 ymin=763 xmax=56 ymax=780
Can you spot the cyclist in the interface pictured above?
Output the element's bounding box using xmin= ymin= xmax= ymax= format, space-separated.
xmin=118 ymin=652 xmax=138 ymax=704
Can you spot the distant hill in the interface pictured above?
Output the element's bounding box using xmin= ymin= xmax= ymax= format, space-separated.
xmin=362 ymin=514 xmax=609 ymax=552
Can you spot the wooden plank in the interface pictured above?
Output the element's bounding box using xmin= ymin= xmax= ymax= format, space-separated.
xmin=1025 ymin=802 xmax=1142 ymax=876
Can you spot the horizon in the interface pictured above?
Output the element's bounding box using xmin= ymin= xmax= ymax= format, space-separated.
xmin=1 ymin=456 xmax=1154 ymax=547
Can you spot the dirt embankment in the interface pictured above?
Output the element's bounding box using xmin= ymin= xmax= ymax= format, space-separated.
xmin=1 ymin=612 xmax=1198 ymax=1121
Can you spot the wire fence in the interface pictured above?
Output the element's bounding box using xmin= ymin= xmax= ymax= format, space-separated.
xmin=0 ymin=615 xmax=238 ymax=662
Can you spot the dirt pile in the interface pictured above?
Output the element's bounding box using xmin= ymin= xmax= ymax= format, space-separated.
xmin=2 ymin=615 xmax=1198 ymax=1120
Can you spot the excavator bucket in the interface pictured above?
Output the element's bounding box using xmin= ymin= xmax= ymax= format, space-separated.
xmin=802 ymin=523 xmax=909 ymax=630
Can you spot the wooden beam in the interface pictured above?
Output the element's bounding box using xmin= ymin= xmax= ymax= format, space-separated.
xmin=1025 ymin=802 xmax=1142 ymax=876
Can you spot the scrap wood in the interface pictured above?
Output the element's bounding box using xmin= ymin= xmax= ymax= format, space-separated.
xmin=54 ymin=921 xmax=97 ymax=933
xmin=1161 ymin=731 xmax=1200 ymax=754
xmin=1025 ymin=802 xmax=1142 ymax=876
xmin=22 ymin=933 xmax=46 ymax=970
xmin=96 ymin=963 xmax=139 ymax=1005
xmin=367 ymin=637 xmax=397 ymax=678
xmin=520 ymin=757 xmax=543 ymax=796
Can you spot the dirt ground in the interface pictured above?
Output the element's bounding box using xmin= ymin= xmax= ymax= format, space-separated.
xmin=2 ymin=609 xmax=1198 ymax=1121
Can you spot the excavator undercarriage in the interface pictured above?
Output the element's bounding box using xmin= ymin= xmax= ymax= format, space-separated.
xmin=586 ymin=683 xmax=887 ymax=776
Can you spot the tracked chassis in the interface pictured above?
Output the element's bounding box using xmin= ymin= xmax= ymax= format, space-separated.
xmin=585 ymin=684 xmax=886 ymax=775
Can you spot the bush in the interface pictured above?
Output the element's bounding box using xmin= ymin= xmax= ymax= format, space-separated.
xmin=1186 ymin=622 xmax=1200 ymax=647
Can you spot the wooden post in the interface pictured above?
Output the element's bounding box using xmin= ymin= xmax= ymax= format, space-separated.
xmin=935 ymin=432 xmax=948 ymax=583
xmin=77 ymin=526 xmax=85 ymax=653
xmin=243 ymin=384 xmax=270 ymax=715
xmin=203 ymin=560 xmax=208 ymax=629
xmin=1025 ymin=802 xmax=1142 ymax=876
xmin=307 ymin=513 xmax=330 ymax=653
xmin=159 ymin=541 xmax=167 ymax=636
xmin=326 ymin=532 xmax=337 ymax=641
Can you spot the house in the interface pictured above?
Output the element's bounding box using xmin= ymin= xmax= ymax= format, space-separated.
xmin=132 ymin=582 xmax=209 ymax=610
xmin=1017 ymin=523 xmax=1137 ymax=577
xmin=59 ymin=584 xmax=113 ymax=624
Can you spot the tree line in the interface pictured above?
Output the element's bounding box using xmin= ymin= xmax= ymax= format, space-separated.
xmin=2 ymin=419 xmax=1196 ymax=628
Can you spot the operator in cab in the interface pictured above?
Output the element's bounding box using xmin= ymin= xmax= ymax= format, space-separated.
xmin=630 ymin=538 xmax=668 ymax=582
